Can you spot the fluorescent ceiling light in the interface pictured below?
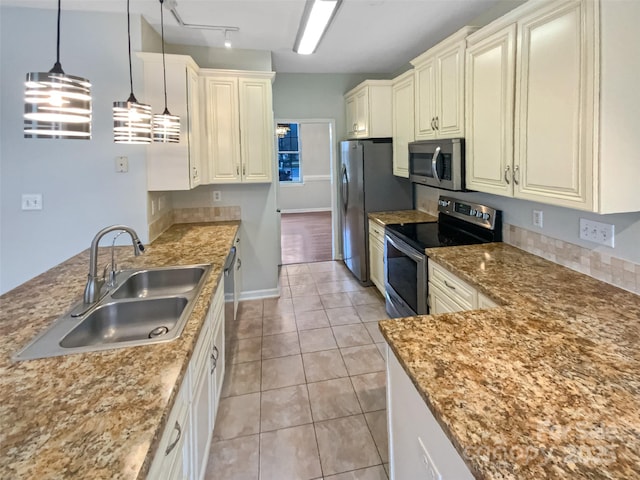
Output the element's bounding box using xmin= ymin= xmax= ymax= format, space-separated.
xmin=294 ymin=0 xmax=341 ymax=55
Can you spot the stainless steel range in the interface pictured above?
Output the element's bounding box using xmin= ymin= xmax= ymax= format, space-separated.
xmin=384 ymin=196 xmax=502 ymax=318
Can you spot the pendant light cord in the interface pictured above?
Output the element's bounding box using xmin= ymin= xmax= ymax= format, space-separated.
xmin=51 ymin=0 xmax=64 ymax=73
xmin=160 ymin=0 xmax=169 ymax=113
xmin=127 ymin=0 xmax=134 ymax=99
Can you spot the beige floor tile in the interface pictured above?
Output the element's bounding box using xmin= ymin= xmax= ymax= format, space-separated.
xmin=291 ymin=283 xmax=320 ymax=297
xmin=289 ymin=273 xmax=316 ymax=286
xmin=212 ymin=393 xmax=261 ymax=441
xmin=262 ymin=332 xmax=301 ymax=359
xmin=303 ymin=349 xmax=348 ymax=383
xmin=317 ymin=280 xmax=361 ymax=295
xmin=228 ymin=315 xmax=263 ymax=340
xmin=263 ymin=297 xmax=294 ymax=317
xmin=299 ymin=327 xmax=338 ymax=353
xmin=280 ymin=286 xmax=292 ymax=299
xmin=312 ymin=270 xmax=346 ymax=284
xmin=365 ymin=410 xmax=389 ymax=463
xmin=279 ymin=270 xmax=289 ymax=286
xmin=320 ymin=292 xmax=353 ymax=309
xmin=348 ymin=288 xmax=384 ymax=306
xmin=307 ymin=377 xmax=362 ymax=421
xmin=307 ymin=261 xmax=343 ymax=273
xmin=262 ymin=312 xmax=297 ymax=336
xmin=296 ymin=309 xmax=330 ymax=330
xmin=286 ymin=264 xmax=312 ymax=275
xmin=341 ymin=345 xmax=385 ymax=376
xmin=326 ymin=306 xmax=362 ymax=326
xmin=375 ymin=343 xmax=386 ymax=360
xmin=350 ymin=372 xmax=386 ymax=412
xmin=260 ymin=384 xmax=312 ymax=432
xmin=221 ymin=361 xmax=261 ymax=398
xmin=261 ymin=354 xmax=306 ymax=390
xmin=332 ymin=324 xmax=374 ymax=348
xmin=237 ymin=299 xmax=263 ymax=319
xmin=363 ymin=322 xmax=385 ymax=343
xmin=205 ymin=435 xmax=259 ymax=480
xmin=259 ymin=424 xmax=322 ymax=480
xmin=315 ymin=415 xmax=382 ymax=476
xmin=354 ymin=304 xmax=389 ymax=323
xmin=292 ymin=294 xmax=324 ymax=314
xmin=324 ymin=465 xmax=388 ymax=480
xmin=227 ymin=337 xmax=262 ymax=364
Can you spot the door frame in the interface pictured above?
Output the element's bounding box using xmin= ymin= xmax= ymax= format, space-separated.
xmin=274 ymin=118 xmax=340 ymax=261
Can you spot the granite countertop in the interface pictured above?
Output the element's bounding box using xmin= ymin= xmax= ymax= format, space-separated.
xmin=0 ymin=222 xmax=240 ymax=479
xmin=379 ymin=242 xmax=640 ymax=479
xmin=368 ymin=209 xmax=437 ymax=226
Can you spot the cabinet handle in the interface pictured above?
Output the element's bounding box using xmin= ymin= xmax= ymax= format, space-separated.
xmin=213 ymin=345 xmax=219 ymax=360
xmin=192 ymin=167 xmax=198 ymax=179
xmin=430 ymin=118 xmax=435 ymax=130
xmin=504 ymin=165 xmax=511 ymax=185
xmin=210 ymin=351 xmax=218 ymax=374
xmin=353 ymin=123 xmax=357 ymax=132
xmin=513 ymin=165 xmax=520 ymax=185
xmin=236 ymin=258 xmax=242 ymax=270
xmin=165 ymin=421 xmax=182 ymax=456
xmin=435 ymin=116 xmax=439 ymax=130
xmin=236 ymin=165 xmax=240 ymax=175
xmin=444 ymin=280 xmax=456 ymax=290
xmin=242 ymin=164 xmax=246 ymax=176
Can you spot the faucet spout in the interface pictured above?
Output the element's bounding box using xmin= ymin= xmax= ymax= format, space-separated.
xmin=83 ymin=225 xmax=145 ymax=304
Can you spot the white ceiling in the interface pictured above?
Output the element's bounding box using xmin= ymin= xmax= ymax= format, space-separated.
xmin=1 ymin=0 xmax=502 ymax=73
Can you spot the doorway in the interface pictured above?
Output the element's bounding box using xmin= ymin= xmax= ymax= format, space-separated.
xmin=275 ymin=119 xmax=339 ymax=265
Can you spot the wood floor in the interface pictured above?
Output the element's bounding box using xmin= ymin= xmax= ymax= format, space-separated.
xmin=281 ymin=212 xmax=333 ymax=265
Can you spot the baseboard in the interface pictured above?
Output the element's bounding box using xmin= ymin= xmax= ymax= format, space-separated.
xmin=280 ymin=207 xmax=332 ymax=214
xmin=239 ymin=288 xmax=280 ymax=301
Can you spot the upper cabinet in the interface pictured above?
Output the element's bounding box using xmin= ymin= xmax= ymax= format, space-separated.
xmin=202 ymin=70 xmax=275 ymax=184
xmin=411 ymin=27 xmax=478 ymax=141
xmin=140 ymin=53 xmax=202 ymax=191
xmin=465 ymin=0 xmax=640 ymax=214
xmin=344 ymin=80 xmax=392 ymax=139
xmin=391 ymin=70 xmax=415 ymax=178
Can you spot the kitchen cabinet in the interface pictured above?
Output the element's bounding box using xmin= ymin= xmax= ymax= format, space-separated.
xmin=465 ymin=0 xmax=640 ymax=213
xmin=411 ymin=27 xmax=477 ymax=141
xmin=368 ymin=220 xmax=385 ymax=295
xmin=391 ymin=70 xmax=414 ymax=178
xmin=202 ymin=70 xmax=275 ymax=184
xmin=386 ymin=344 xmax=474 ymax=480
xmin=344 ymin=80 xmax=392 ymax=139
xmin=139 ymin=53 xmax=202 ymax=191
xmin=148 ymin=278 xmax=225 ymax=480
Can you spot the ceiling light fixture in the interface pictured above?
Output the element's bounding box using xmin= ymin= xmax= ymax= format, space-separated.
xmin=224 ymin=30 xmax=232 ymax=49
xmin=152 ymin=0 xmax=180 ymax=143
xmin=113 ymin=0 xmax=152 ymax=144
xmin=24 ymin=0 xmax=92 ymax=139
xmin=293 ymin=0 xmax=342 ymax=55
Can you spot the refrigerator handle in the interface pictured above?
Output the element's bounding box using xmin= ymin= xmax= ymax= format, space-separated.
xmin=341 ymin=165 xmax=349 ymax=212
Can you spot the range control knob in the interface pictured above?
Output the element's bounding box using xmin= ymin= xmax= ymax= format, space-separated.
xmin=475 ymin=211 xmax=483 ymax=218
xmin=469 ymin=209 xmax=477 ymax=216
xmin=482 ymin=212 xmax=491 ymax=221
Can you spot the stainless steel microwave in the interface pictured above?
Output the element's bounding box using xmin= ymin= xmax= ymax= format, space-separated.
xmin=408 ymin=138 xmax=465 ymax=191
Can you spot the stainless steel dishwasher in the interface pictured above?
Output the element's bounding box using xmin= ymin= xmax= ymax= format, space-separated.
xmin=223 ymin=246 xmax=236 ymax=322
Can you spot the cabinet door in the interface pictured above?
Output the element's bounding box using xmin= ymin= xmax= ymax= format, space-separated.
xmin=205 ymin=77 xmax=242 ymax=183
xmin=345 ymin=94 xmax=357 ymax=138
xmin=191 ymin=366 xmax=212 ymax=480
xmin=414 ymin=59 xmax=437 ymax=140
xmin=514 ymin=0 xmax=596 ymax=210
xmin=211 ymin=315 xmax=225 ymax=412
xmin=465 ymin=24 xmax=516 ymax=196
xmin=238 ymin=77 xmax=274 ymax=183
xmin=436 ymin=43 xmax=465 ymax=137
xmin=186 ymin=66 xmax=202 ymax=189
xmin=354 ymin=88 xmax=369 ymax=137
xmin=368 ymin=235 xmax=385 ymax=295
xmin=429 ymin=284 xmax=468 ymax=314
xmin=392 ymin=74 xmax=414 ymax=178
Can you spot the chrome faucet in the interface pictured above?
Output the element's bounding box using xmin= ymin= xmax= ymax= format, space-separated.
xmin=83 ymin=225 xmax=145 ymax=304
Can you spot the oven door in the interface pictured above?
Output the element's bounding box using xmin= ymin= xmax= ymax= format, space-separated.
xmin=384 ymin=232 xmax=427 ymax=318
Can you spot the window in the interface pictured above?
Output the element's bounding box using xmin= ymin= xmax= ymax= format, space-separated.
xmin=277 ymin=123 xmax=301 ymax=183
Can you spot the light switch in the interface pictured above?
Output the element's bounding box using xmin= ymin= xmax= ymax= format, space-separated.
xmin=22 ymin=194 xmax=43 ymax=210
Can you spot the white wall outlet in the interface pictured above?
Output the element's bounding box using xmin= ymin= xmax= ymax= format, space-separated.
xmin=21 ymin=194 xmax=43 ymax=210
xmin=115 ymin=156 xmax=129 ymax=173
xmin=533 ymin=210 xmax=543 ymax=228
xmin=213 ymin=190 xmax=222 ymax=202
xmin=417 ymin=437 xmax=442 ymax=480
xmin=579 ymin=218 xmax=615 ymax=247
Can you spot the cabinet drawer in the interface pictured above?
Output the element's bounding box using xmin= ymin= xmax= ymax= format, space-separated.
xmin=368 ymin=220 xmax=385 ymax=243
xmin=428 ymin=261 xmax=476 ymax=309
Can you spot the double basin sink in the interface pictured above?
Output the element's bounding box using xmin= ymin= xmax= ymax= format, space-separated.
xmin=14 ymin=264 xmax=211 ymax=361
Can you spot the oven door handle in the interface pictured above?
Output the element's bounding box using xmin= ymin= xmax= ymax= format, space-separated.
xmin=385 ymin=233 xmax=425 ymax=263
xmin=431 ymin=146 xmax=441 ymax=184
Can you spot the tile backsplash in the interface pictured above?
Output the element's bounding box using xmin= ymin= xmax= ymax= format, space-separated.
xmin=148 ymin=205 xmax=241 ymax=242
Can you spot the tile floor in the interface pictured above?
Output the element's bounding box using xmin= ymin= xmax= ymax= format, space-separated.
xmin=205 ymin=261 xmax=391 ymax=480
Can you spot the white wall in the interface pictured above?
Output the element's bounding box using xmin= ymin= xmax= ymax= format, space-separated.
xmin=0 ymin=7 xmax=149 ymax=294
xmin=279 ymin=122 xmax=333 ymax=212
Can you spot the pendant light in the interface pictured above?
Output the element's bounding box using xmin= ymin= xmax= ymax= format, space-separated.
xmin=24 ymin=0 xmax=92 ymax=139
xmin=113 ymin=0 xmax=152 ymax=144
xmin=152 ymin=0 xmax=180 ymax=143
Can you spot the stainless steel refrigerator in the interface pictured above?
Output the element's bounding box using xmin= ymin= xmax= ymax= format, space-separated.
xmin=340 ymin=138 xmax=413 ymax=284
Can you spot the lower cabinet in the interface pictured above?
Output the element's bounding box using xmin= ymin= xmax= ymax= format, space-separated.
xmin=386 ymin=345 xmax=474 ymax=479
xmin=368 ymin=220 xmax=385 ymax=295
xmin=147 ymin=278 xmax=225 ymax=480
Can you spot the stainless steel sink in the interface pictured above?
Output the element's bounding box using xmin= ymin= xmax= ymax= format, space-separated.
xmin=13 ymin=264 xmax=211 ymax=361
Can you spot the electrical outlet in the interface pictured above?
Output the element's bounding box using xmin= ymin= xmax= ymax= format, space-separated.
xmin=579 ymin=218 xmax=615 ymax=247
xmin=533 ymin=210 xmax=543 ymax=228
xmin=116 ymin=156 xmax=129 ymax=173
xmin=151 ymin=199 xmax=156 ymax=216
xmin=417 ymin=437 xmax=442 ymax=480
xmin=22 ymin=194 xmax=43 ymax=210
xmin=213 ymin=191 xmax=222 ymax=202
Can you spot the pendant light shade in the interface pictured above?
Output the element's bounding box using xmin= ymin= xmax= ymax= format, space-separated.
xmin=153 ymin=0 xmax=180 ymax=143
xmin=24 ymin=0 xmax=92 ymax=139
xmin=114 ymin=0 xmax=152 ymax=144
